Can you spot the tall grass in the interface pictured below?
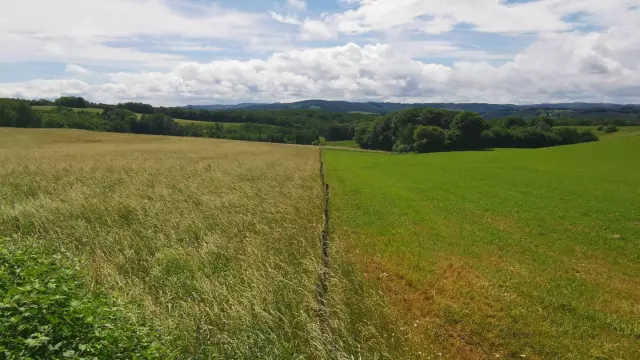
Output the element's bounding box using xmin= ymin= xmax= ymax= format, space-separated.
xmin=0 ymin=128 xmax=403 ymax=359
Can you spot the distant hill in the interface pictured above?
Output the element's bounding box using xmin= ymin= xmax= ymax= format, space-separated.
xmin=188 ymin=100 xmax=639 ymax=119
xmin=188 ymin=103 xmax=262 ymax=111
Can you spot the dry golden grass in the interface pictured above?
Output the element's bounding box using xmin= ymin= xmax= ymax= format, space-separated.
xmin=0 ymin=128 xmax=403 ymax=359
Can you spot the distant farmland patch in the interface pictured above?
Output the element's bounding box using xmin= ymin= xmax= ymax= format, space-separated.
xmin=33 ymin=105 xmax=104 ymax=114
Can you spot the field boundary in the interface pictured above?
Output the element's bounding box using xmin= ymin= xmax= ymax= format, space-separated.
xmin=317 ymin=147 xmax=330 ymax=322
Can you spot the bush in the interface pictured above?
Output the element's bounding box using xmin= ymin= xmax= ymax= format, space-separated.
xmin=0 ymin=241 xmax=167 ymax=359
xmin=580 ymin=130 xmax=599 ymax=142
xmin=54 ymin=96 xmax=87 ymax=108
xmin=393 ymin=143 xmax=411 ymax=153
xmin=412 ymin=126 xmax=446 ymax=153
xmin=596 ymin=125 xmax=605 ymax=131
xmin=604 ymin=125 xmax=618 ymax=133
xmin=450 ymin=111 xmax=489 ymax=147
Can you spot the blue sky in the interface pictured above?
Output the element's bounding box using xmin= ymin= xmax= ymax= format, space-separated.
xmin=1 ymin=0 xmax=639 ymax=105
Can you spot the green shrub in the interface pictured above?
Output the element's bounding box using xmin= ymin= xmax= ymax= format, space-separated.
xmin=412 ymin=126 xmax=446 ymax=153
xmin=393 ymin=143 xmax=411 ymax=153
xmin=449 ymin=111 xmax=489 ymax=147
xmin=0 ymin=240 xmax=167 ymax=359
xmin=596 ymin=125 xmax=605 ymax=131
xmin=580 ymin=130 xmax=599 ymax=142
xmin=604 ymin=125 xmax=618 ymax=133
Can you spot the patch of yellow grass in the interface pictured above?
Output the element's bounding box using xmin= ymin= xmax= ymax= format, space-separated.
xmin=0 ymin=128 xmax=402 ymax=358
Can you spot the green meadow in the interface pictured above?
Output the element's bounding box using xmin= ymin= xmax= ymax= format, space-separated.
xmin=325 ymin=139 xmax=360 ymax=148
xmin=33 ymin=106 xmax=104 ymax=114
xmin=1 ymin=123 xmax=639 ymax=359
xmin=175 ymin=118 xmax=248 ymax=128
xmin=325 ymin=134 xmax=640 ymax=359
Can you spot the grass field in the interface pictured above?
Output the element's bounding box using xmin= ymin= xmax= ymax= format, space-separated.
xmin=325 ymin=140 xmax=360 ymax=149
xmin=325 ymin=136 xmax=640 ymax=359
xmin=561 ymin=126 xmax=640 ymax=140
xmin=175 ymin=118 xmax=245 ymax=128
xmin=33 ymin=106 xmax=104 ymax=114
xmin=0 ymin=128 xmax=403 ymax=358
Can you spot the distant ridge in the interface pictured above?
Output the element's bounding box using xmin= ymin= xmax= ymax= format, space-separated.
xmin=188 ymin=100 xmax=637 ymax=118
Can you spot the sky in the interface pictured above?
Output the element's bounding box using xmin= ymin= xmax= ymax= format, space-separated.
xmin=1 ymin=0 xmax=640 ymax=105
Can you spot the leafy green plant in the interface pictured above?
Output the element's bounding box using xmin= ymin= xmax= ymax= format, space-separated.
xmin=604 ymin=125 xmax=618 ymax=133
xmin=0 ymin=240 xmax=167 ymax=360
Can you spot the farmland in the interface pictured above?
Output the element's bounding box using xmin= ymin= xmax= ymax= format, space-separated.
xmin=1 ymin=124 xmax=639 ymax=359
xmin=325 ymin=134 xmax=640 ymax=358
xmin=175 ymin=118 xmax=245 ymax=128
xmin=33 ymin=105 xmax=104 ymax=114
xmin=0 ymin=128 xmax=402 ymax=358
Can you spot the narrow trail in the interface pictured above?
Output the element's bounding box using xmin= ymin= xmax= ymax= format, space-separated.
xmin=317 ymin=147 xmax=330 ymax=326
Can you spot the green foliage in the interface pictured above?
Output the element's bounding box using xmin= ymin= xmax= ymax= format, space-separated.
xmin=0 ymin=99 xmax=41 ymax=128
xmin=604 ymin=125 xmax=618 ymax=133
xmin=412 ymin=126 xmax=447 ymax=153
xmin=117 ymin=102 xmax=154 ymax=115
xmin=0 ymin=240 xmax=166 ymax=359
xmin=500 ymin=116 xmax=528 ymax=129
xmin=54 ymin=97 xmax=87 ymax=108
xmin=356 ymin=107 xmax=599 ymax=153
xmin=449 ymin=111 xmax=489 ymax=147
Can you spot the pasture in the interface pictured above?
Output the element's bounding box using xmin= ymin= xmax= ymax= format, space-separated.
xmin=325 ymin=135 xmax=640 ymax=359
xmin=175 ymin=118 xmax=247 ymax=128
xmin=325 ymin=139 xmax=360 ymax=149
xmin=0 ymin=128 xmax=402 ymax=358
xmin=562 ymin=125 xmax=640 ymax=140
xmin=33 ymin=105 xmax=104 ymax=114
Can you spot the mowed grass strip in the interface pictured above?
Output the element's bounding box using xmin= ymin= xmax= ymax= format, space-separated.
xmin=325 ymin=137 xmax=640 ymax=359
xmin=0 ymin=128 xmax=403 ymax=358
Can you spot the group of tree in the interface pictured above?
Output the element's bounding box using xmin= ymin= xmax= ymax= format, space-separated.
xmin=24 ymin=97 xmax=365 ymax=142
xmin=355 ymin=108 xmax=600 ymax=153
xmin=5 ymin=97 xmax=630 ymax=151
xmin=0 ymin=98 xmax=326 ymax=145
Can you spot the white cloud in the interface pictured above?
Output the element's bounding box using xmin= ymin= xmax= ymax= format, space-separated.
xmin=0 ymin=79 xmax=90 ymax=99
xmin=1 ymin=0 xmax=640 ymax=105
xmin=301 ymin=20 xmax=337 ymax=40
xmin=270 ymin=12 xmax=302 ymax=25
xmin=0 ymin=0 xmax=270 ymax=67
xmin=4 ymin=29 xmax=640 ymax=105
xmin=320 ymin=0 xmax=639 ymax=35
xmin=287 ymin=0 xmax=307 ymax=11
xmin=65 ymin=64 xmax=91 ymax=76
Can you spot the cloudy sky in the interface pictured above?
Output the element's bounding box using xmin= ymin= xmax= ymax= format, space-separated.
xmin=1 ymin=0 xmax=639 ymax=105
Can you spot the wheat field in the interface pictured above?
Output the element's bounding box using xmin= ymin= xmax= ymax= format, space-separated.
xmin=0 ymin=128 xmax=403 ymax=359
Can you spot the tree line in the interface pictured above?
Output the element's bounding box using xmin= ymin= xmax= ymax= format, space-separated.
xmin=22 ymin=98 xmax=366 ymax=143
xmin=355 ymin=108 xmax=600 ymax=153
xmin=1 ymin=99 xmax=324 ymax=144
xmin=1 ymin=97 xmax=625 ymax=151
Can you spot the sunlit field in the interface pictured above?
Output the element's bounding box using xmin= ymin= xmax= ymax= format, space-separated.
xmin=326 ymin=134 xmax=640 ymax=359
xmin=0 ymin=128 xmax=403 ymax=359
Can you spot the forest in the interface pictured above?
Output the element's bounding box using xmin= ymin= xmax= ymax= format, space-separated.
xmin=2 ymin=97 xmax=637 ymax=150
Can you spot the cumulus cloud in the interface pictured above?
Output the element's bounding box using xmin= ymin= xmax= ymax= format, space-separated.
xmin=0 ymin=79 xmax=90 ymax=99
xmin=65 ymin=64 xmax=91 ymax=76
xmin=1 ymin=0 xmax=640 ymax=105
xmin=4 ymin=29 xmax=640 ymax=105
xmin=0 ymin=0 xmax=271 ymax=66
xmin=320 ymin=0 xmax=639 ymax=35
